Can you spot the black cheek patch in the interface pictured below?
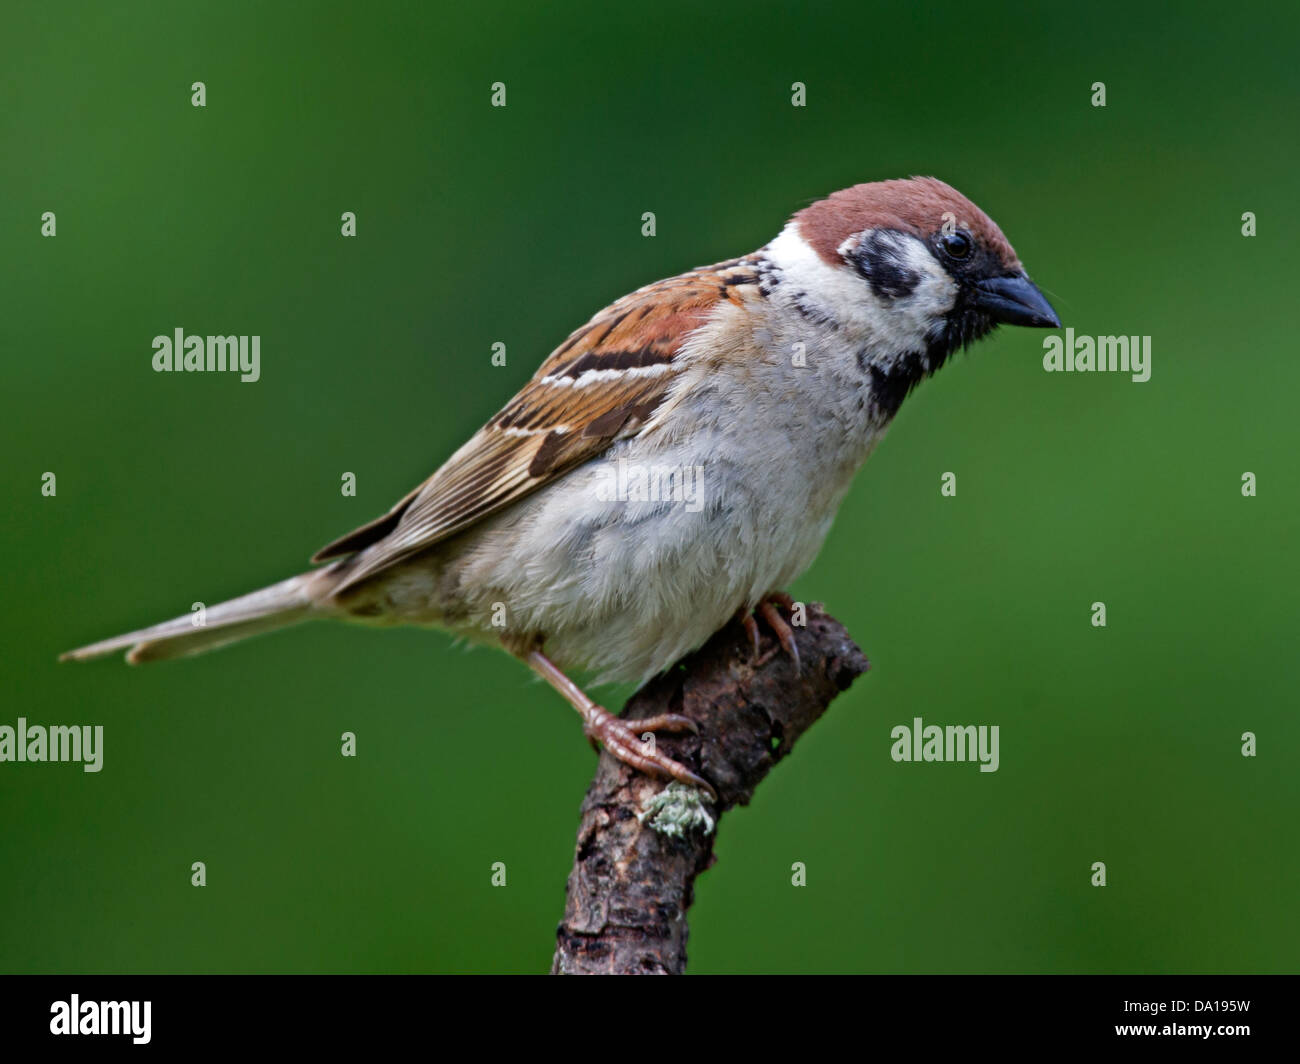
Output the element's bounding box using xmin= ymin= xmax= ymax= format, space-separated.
xmin=850 ymin=230 xmax=921 ymax=300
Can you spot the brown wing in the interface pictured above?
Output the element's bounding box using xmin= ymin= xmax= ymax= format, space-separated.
xmin=316 ymin=257 xmax=761 ymax=592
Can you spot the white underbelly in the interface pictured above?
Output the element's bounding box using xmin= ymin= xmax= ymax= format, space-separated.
xmin=432 ymin=418 xmax=874 ymax=684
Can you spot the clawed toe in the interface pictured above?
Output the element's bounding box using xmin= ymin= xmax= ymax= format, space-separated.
xmin=585 ymin=712 xmax=716 ymax=800
xmin=631 ymin=712 xmax=699 ymax=735
xmin=740 ymin=592 xmax=802 ymax=670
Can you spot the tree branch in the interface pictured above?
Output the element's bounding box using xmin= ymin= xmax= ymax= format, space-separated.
xmin=550 ymin=603 xmax=869 ymax=975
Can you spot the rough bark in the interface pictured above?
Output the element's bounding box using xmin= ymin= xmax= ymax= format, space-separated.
xmin=550 ymin=603 xmax=869 ymax=975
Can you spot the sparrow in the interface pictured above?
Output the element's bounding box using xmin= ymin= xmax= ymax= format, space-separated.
xmin=63 ymin=177 xmax=1059 ymax=799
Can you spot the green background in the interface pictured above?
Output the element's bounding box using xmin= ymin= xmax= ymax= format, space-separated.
xmin=3 ymin=0 xmax=1297 ymax=974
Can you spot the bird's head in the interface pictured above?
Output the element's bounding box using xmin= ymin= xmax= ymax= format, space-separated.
xmin=773 ymin=176 xmax=1059 ymax=416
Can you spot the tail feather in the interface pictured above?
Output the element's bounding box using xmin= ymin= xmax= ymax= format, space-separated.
xmin=60 ymin=573 xmax=320 ymax=664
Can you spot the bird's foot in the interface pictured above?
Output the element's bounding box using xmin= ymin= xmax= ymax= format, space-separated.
xmin=739 ymin=591 xmax=801 ymax=670
xmin=521 ymin=646 xmax=716 ymax=801
xmin=582 ymin=708 xmax=716 ymax=801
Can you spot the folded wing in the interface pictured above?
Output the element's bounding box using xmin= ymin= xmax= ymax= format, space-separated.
xmin=316 ymin=258 xmax=761 ymax=593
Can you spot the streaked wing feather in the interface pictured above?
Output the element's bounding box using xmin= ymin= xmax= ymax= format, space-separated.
xmin=319 ymin=258 xmax=761 ymax=593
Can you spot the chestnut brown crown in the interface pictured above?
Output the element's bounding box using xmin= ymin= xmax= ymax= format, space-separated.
xmin=794 ymin=176 xmax=1021 ymax=273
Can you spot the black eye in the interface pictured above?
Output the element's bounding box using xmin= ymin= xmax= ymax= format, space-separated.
xmin=939 ymin=229 xmax=973 ymax=261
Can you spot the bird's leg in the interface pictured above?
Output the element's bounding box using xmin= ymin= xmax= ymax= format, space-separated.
xmin=739 ymin=591 xmax=801 ymax=670
xmin=522 ymin=647 xmax=716 ymax=800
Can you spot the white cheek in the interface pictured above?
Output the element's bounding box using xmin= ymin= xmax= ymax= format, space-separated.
xmin=765 ymin=223 xmax=869 ymax=327
xmin=764 ymin=223 xmax=956 ymax=361
xmin=887 ymin=241 xmax=958 ymax=346
xmin=896 ymin=238 xmax=958 ymax=316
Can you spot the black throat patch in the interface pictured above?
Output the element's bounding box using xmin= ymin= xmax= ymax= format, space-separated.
xmin=859 ymin=298 xmax=996 ymax=421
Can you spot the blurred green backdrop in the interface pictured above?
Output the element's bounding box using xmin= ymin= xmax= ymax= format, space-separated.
xmin=3 ymin=0 xmax=1297 ymax=974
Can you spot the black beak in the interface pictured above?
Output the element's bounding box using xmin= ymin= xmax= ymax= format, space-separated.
xmin=972 ymin=274 xmax=1060 ymax=328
